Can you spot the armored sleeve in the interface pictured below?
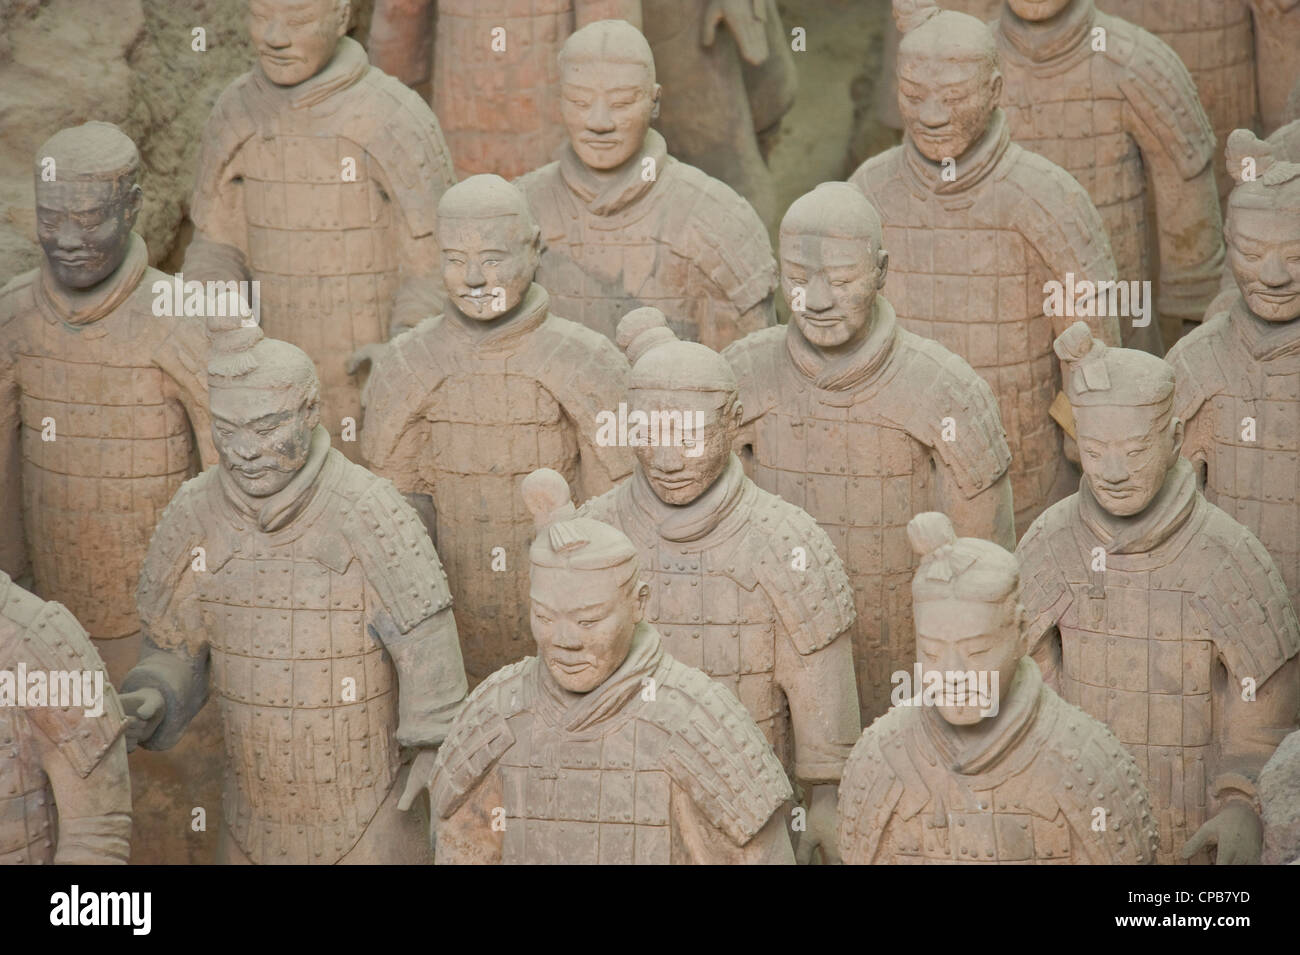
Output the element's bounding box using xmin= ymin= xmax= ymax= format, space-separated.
xmin=837 ymin=711 xmax=908 ymax=865
xmin=347 ymin=475 xmax=467 ymax=747
xmin=185 ymin=77 xmax=257 ymax=283
xmin=359 ymin=321 xmax=444 ymax=493
xmin=670 ymin=781 xmax=795 ymax=864
xmin=1167 ymin=314 xmax=1232 ymax=479
xmin=0 ymin=278 xmax=28 ymax=579
xmin=155 ymin=312 xmax=216 ymax=469
xmin=722 ymin=325 xmax=786 ymax=460
xmin=1014 ymin=506 xmax=1077 ymax=687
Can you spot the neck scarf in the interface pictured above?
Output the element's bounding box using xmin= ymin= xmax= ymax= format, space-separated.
xmin=534 ymin=621 xmax=664 ymax=733
xmin=785 ymin=297 xmax=900 ymax=392
xmin=922 ymin=656 xmax=1042 ymax=775
xmin=218 ymin=424 xmax=332 ymax=533
xmin=627 ymin=453 xmax=748 ymax=544
xmin=559 ymin=128 xmax=669 ymax=216
xmin=1000 ymin=0 xmax=1097 ymax=68
xmin=36 ymin=231 xmax=148 ymax=328
xmin=1076 ymin=455 xmax=1198 ymax=555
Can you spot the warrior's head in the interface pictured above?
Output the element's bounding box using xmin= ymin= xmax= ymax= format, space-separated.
xmin=437 ymin=175 xmax=541 ymax=323
xmin=909 ymin=511 xmax=1024 ymax=726
xmin=1005 ymin=0 xmax=1074 ymax=24
xmin=248 ymin=0 xmax=350 ymax=87
xmin=1224 ymin=130 xmax=1300 ymax=325
xmin=207 ymin=311 xmax=321 ymax=498
xmin=558 ymin=19 xmax=661 ymax=173
xmin=34 ymin=122 xmax=141 ymax=290
xmin=894 ymin=0 xmax=1002 ymax=163
xmin=1055 ymin=322 xmax=1181 ymax=518
xmin=524 ymin=468 xmax=648 ymax=694
xmin=616 ymin=308 xmax=741 ymax=507
xmin=780 ymin=183 xmax=890 ymax=352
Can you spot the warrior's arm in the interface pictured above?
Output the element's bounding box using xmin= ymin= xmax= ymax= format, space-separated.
xmin=1030 ymin=625 xmax=1064 ymax=692
xmin=1138 ymin=156 xmax=1225 ymax=331
xmin=39 ymin=724 xmax=132 ymax=864
xmin=371 ymin=601 xmax=468 ymax=748
xmin=368 ymin=0 xmax=435 ymax=92
xmin=434 ymin=772 xmax=504 ymax=865
xmin=775 ymin=629 xmax=859 ymax=785
xmin=1214 ymin=654 xmax=1300 ymax=813
xmin=184 ymin=126 xmax=251 ymax=285
xmin=671 ymin=782 xmax=795 ymax=864
xmin=120 ymin=629 xmax=211 ymax=752
xmin=0 ymin=336 xmax=27 ymax=579
xmin=934 ymin=465 xmax=1015 ymax=552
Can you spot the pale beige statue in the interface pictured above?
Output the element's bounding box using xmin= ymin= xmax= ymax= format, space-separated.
xmin=838 ymin=512 xmax=1158 ymax=865
xmin=1260 ymin=729 xmax=1300 ymax=864
xmin=725 ymin=182 xmax=1014 ymax=724
xmin=1018 ymin=322 xmax=1300 ymax=864
xmin=515 ymin=19 xmax=777 ymax=351
xmin=185 ymin=0 xmax=458 ymax=463
xmin=851 ymin=2 xmax=1120 ymax=535
xmin=580 ymin=306 xmax=860 ymax=863
xmin=429 ymin=467 xmax=796 ymax=864
xmin=120 ymin=313 xmax=469 ymax=864
xmin=358 ymin=174 xmax=632 ymax=684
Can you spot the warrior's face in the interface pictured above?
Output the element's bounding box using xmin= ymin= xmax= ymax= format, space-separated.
xmin=781 ymin=229 xmax=888 ymax=351
xmin=898 ymin=51 xmax=1000 ymax=164
xmin=530 ymin=565 xmax=648 ymax=693
xmin=438 ymin=213 xmax=538 ymax=321
xmin=1006 ymin=0 xmax=1073 ymax=22
xmin=629 ymin=388 xmax=739 ymax=507
xmin=914 ymin=597 xmax=1022 ymax=726
xmin=211 ymin=384 xmax=319 ymax=498
xmin=248 ymin=0 xmax=348 ymax=87
xmin=1075 ymin=402 xmax=1183 ymax=518
xmin=560 ymin=57 xmax=660 ymax=172
xmin=35 ymin=177 xmax=139 ymax=290
xmin=1226 ymin=206 xmax=1300 ymax=323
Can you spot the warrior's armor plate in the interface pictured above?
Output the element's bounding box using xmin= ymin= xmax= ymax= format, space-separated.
xmin=188 ymin=37 xmax=456 ymax=459
xmin=724 ymin=316 xmax=1010 ymax=723
xmin=850 ymin=114 xmax=1119 ymax=530
xmin=0 ymin=573 xmax=129 ymax=864
xmin=1018 ymin=485 xmax=1300 ymax=863
xmin=128 ymin=445 xmax=462 ymax=865
xmin=0 ymin=246 xmax=212 ymax=639
xmin=361 ymin=286 xmax=631 ymax=681
xmin=515 ymin=132 xmax=777 ymax=351
xmin=839 ymin=659 xmax=1158 ymax=864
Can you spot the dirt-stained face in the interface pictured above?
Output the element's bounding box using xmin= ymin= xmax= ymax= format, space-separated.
xmin=439 ymin=214 xmax=538 ymax=322
xmin=781 ymin=229 xmax=888 ymax=351
xmin=1226 ymin=206 xmax=1300 ymax=323
xmin=628 ymin=389 xmax=738 ymax=507
xmin=530 ymin=566 xmax=648 ymax=693
xmin=914 ymin=597 xmax=1022 ymax=726
xmin=1075 ymin=402 xmax=1183 ymax=518
xmin=897 ymin=53 xmax=999 ymax=164
xmin=1006 ymin=0 xmax=1073 ymax=22
xmin=211 ymin=384 xmax=319 ymax=498
xmin=560 ymin=58 xmax=660 ymax=172
xmin=35 ymin=178 xmax=139 ymax=290
xmin=248 ymin=0 xmax=346 ymax=87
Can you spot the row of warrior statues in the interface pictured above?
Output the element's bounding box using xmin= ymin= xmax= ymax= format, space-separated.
xmin=2 ymin=0 xmax=1300 ymax=865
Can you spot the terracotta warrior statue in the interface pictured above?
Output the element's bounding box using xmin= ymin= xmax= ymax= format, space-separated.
xmin=1017 ymin=322 xmax=1300 ymax=864
xmin=838 ymin=512 xmax=1158 ymax=865
xmin=580 ymin=307 xmax=860 ymax=863
xmin=988 ymin=0 xmax=1225 ymax=352
xmin=0 ymin=122 xmax=214 ymax=680
xmin=514 ymin=19 xmax=777 ymax=351
xmin=0 ymin=569 xmax=131 ymax=864
xmin=1251 ymin=0 xmax=1300 ymax=136
xmin=358 ymin=175 xmax=632 ymax=684
xmin=119 ymin=314 xmax=469 ymax=865
xmin=1259 ymin=729 xmax=1300 ymax=864
xmin=851 ymin=4 xmax=1120 ymax=534
xmin=1169 ymin=133 xmax=1300 ymax=614
xmin=185 ymin=0 xmax=457 ymax=462
xmin=724 ymin=182 xmax=1014 ymax=724
xmin=428 ymin=467 xmax=795 ymax=864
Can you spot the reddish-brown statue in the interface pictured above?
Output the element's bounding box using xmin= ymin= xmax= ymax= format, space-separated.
xmin=1170 ymin=133 xmax=1300 ymax=617
xmin=0 ymin=122 xmax=215 ymax=680
xmin=0 ymin=569 xmax=132 ymax=864
xmin=989 ymin=0 xmax=1225 ymax=351
xmin=724 ymin=182 xmax=1014 ymax=724
xmin=838 ymin=512 xmax=1158 ymax=865
xmin=514 ymin=19 xmax=777 ymax=351
xmin=359 ymin=174 xmax=632 ymax=684
xmin=580 ymin=307 xmax=860 ymax=863
xmin=1252 ymin=0 xmax=1300 ymax=136
xmin=429 ymin=467 xmax=795 ymax=864
xmin=120 ymin=315 xmax=469 ymax=864
xmin=185 ymin=0 xmax=457 ymax=463
xmin=1017 ymin=322 xmax=1300 ymax=864
xmin=851 ymin=4 xmax=1120 ymax=535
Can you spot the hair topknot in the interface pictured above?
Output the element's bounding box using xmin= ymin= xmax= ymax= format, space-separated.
xmin=1053 ymin=321 xmax=1100 ymax=365
xmin=206 ymin=309 xmax=265 ymax=379
xmin=894 ymin=0 xmax=942 ymax=33
xmin=907 ymin=511 xmax=956 ymax=558
xmin=522 ymin=468 xmax=577 ymax=531
xmin=617 ymin=307 xmax=678 ymax=365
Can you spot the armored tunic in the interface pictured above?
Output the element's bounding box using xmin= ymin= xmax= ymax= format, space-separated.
xmin=1017 ymin=459 xmax=1300 ymax=863
xmin=724 ymin=303 xmax=1011 ymax=723
xmin=515 ymin=129 xmax=777 ymax=351
xmin=839 ymin=657 xmax=1158 ymax=864
xmin=995 ymin=0 xmax=1225 ymax=346
xmin=0 ymin=571 xmax=131 ymax=864
xmin=186 ymin=36 xmax=457 ymax=462
xmin=361 ymin=284 xmax=632 ymax=682
xmin=430 ymin=624 xmax=795 ymax=864
xmin=0 ymin=234 xmax=213 ymax=640
xmin=850 ymin=110 xmax=1120 ymax=531
xmin=580 ymin=456 xmax=860 ymax=781
xmin=125 ymin=428 xmax=468 ymax=865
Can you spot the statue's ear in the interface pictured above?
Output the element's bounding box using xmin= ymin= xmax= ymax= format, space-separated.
xmin=650 ymin=83 xmax=662 ymax=122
